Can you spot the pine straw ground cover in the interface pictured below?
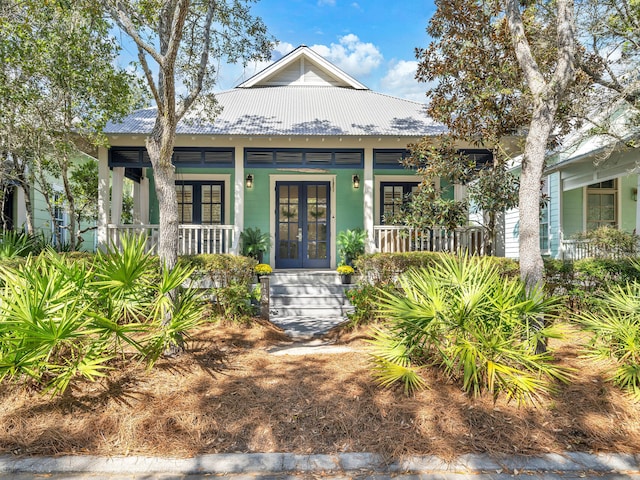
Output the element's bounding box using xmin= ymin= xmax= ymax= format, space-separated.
xmin=1 ymin=321 xmax=640 ymax=460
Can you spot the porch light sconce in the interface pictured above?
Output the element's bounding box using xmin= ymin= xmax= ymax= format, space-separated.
xmin=633 ymin=188 xmax=638 ymax=202
xmin=352 ymin=174 xmax=360 ymax=189
xmin=245 ymin=174 xmax=254 ymax=189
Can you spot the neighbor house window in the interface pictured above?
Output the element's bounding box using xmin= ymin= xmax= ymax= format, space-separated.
xmin=52 ymin=192 xmax=66 ymax=247
xmin=586 ymin=180 xmax=617 ymax=230
xmin=540 ymin=179 xmax=549 ymax=252
xmin=175 ymin=181 xmax=224 ymax=225
xmin=380 ymin=182 xmax=419 ymax=223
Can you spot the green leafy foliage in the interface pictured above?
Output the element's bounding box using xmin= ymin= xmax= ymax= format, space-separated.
xmin=213 ymin=283 xmax=256 ymax=324
xmin=580 ymin=281 xmax=640 ymax=399
xmin=370 ymin=255 xmax=569 ymax=404
xmin=240 ymin=227 xmax=271 ymax=261
xmin=181 ymin=254 xmax=257 ymax=288
xmin=337 ymin=228 xmax=366 ymax=266
xmin=0 ymin=230 xmax=45 ymax=258
xmin=0 ymin=234 xmax=204 ymax=395
xmin=345 ymin=284 xmax=395 ymax=328
xmin=354 ymin=251 xmax=519 ymax=286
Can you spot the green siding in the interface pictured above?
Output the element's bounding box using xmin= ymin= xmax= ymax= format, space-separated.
xmin=562 ymin=187 xmax=583 ymax=237
xmin=620 ymin=175 xmax=637 ymax=232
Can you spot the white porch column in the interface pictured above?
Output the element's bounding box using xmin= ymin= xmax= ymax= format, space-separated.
xmin=97 ymin=147 xmax=110 ymax=250
xmin=132 ymin=174 xmax=150 ymax=224
xmin=110 ymin=167 xmax=125 ymax=226
xmin=233 ymin=148 xmax=244 ymax=254
xmin=363 ymin=148 xmax=374 ymax=253
xmin=140 ymin=176 xmax=150 ymax=224
xmin=133 ymin=180 xmax=141 ymax=224
xmin=16 ymin=188 xmax=27 ymax=229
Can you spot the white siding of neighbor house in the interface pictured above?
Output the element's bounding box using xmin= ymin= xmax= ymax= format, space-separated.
xmin=548 ymin=172 xmax=561 ymax=258
xmin=504 ymin=207 xmax=519 ymax=259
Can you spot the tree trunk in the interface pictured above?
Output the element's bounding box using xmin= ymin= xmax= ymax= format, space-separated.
xmin=146 ymin=118 xmax=178 ymax=272
xmin=518 ymin=100 xmax=556 ymax=292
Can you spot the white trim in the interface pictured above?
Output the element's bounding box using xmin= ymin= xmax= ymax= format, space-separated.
xmin=97 ymin=146 xmax=109 ymax=250
xmin=238 ymin=46 xmax=368 ymax=90
xmin=269 ymin=173 xmax=337 ymax=269
xmin=364 ymin=149 xmax=374 ymax=253
xmin=174 ymin=173 xmax=232 ymax=227
xmin=374 ymin=174 xmax=422 ymax=226
xmin=111 ymin=167 xmax=125 ymax=226
xmin=234 ymin=149 xmax=244 ymax=233
xmin=583 ymin=179 xmax=619 ymax=232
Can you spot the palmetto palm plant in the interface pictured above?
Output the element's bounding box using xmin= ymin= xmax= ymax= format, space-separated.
xmin=579 ymin=281 xmax=640 ymax=399
xmin=0 ymin=234 xmax=204 ymax=395
xmin=370 ymin=255 xmax=568 ymax=405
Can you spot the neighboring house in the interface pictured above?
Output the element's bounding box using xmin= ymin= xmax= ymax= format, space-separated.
xmin=101 ymin=45 xmax=493 ymax=268
xmin=1 ymin=151 xmax=98 ymax=250
xmin=504 ymin=106 xmax=640 ymax=260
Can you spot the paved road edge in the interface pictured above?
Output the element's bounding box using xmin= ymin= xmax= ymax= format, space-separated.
xmin=1 ymin=452 xmax=640 ymax=475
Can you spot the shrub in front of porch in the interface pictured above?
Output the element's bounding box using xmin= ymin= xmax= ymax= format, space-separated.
xmin=369 ymin=255 xmax=568 ymax=404
xmin=354 ymin=251 xmax=519 ymax=286
xmin=181 ymin=254 xmax=259 ymax=323
xmin=544 ymin=257 xmax=640 ymax=313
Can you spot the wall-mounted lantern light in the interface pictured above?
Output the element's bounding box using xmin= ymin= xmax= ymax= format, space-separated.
xmin=352 ymin=174 xmax=360 ymax=189
xmin=246 ymin=174 xmax=254 ymax=189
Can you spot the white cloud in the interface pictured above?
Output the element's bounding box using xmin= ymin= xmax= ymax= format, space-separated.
xmin=379 ymin=60 xmax=428 ymax=102
xmin=310 ymin=34 xmax=383 ymax=78
xmin=318 ymin=0 xmax=336 ymax=5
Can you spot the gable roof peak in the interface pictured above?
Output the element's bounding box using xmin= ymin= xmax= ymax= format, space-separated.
xmin=237 ymin=45 xmax=368 ymax=90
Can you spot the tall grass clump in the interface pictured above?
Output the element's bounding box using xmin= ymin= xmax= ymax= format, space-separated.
xmin=370 ymin=255 xmax=569 ymax=405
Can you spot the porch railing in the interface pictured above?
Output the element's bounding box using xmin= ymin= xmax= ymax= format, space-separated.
xmin=561 ymin=238 xmax=638 ymax=261
xmin=106 ymin=224 xmax=239 ymax=255
xmin=373 ymin=225 xmax=487 ymax=255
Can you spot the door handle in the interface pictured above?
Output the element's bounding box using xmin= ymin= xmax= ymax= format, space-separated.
xmin=296 ymin=228 xmax=303 ymax=241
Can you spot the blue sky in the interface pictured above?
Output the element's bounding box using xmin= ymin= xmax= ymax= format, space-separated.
xmin=214 ymin=0 xmax=436 ymax=101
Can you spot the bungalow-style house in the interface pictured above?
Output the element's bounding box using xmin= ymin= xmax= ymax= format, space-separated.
xmin=504 ymin=105 xmax=640 ymax=260
xmin=1 ymin=151 xmax=98 ymax=250
xmin=100 ymin=45 xmax=488 ymax=268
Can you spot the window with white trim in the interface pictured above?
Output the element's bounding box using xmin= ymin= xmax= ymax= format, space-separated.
xmin=540 ymin=179 xmax=549 ymax=252
xmin=380 ymin=182 xmax=419 ymax=223
xmin=175 ymin=181 xmax=224 ymax=225
xmin=586 ymin=180 xmax=617 ymax=230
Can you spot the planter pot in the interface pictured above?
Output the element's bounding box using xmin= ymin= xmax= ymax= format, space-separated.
xmin=340 ymin=274 xmax=352 ymax=285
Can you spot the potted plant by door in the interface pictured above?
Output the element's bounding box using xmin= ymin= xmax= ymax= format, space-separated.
xmin=337 ymin=264 xmax=354 ymax=284
xmin=240 ymin=227 xmax=271 ymax=263
xmin=337 ymin=228 xmax=366 ymax=266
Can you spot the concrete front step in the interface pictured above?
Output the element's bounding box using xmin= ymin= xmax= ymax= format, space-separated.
xmin=271 ymin=284 xmax=354 ymax=295
xmin=270 ymin=305 xmax=354 ymax=318
xmin=267 ymin=271 xmax=355 ymax=336
xmin=269 ymin=315 xmax=348 ymax=340
xmin=271 ymin=294 xmax=351 ymax=307
xmin=270 ymin=271 xmax=345 ymax=285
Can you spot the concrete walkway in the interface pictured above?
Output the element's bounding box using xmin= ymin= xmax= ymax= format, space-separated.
xmin=2 ymin=452 xmax=640 ymax=479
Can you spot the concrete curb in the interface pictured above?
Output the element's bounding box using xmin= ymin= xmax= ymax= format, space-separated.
xmin=1 ymin=452 xmax=640 ymax=475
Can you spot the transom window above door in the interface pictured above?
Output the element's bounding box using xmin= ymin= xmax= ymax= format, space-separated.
xmin=176 ymin=181 xmax=224 ymax=225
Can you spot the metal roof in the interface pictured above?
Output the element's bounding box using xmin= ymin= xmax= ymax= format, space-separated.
xmin=104 ymin=86 xmax=445 ymax=137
